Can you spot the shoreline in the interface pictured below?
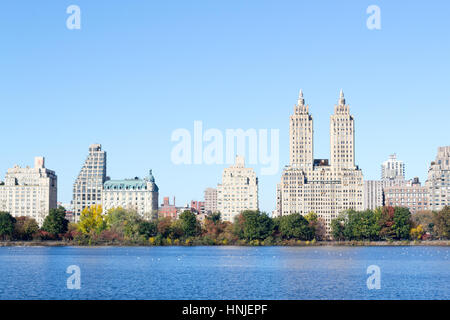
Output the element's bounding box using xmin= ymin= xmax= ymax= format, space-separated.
xmin=1 ymin=240 xmax=450 ymax=247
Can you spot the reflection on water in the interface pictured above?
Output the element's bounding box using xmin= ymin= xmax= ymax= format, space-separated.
xmin=0 ymin=246 xmax=449 ymax=299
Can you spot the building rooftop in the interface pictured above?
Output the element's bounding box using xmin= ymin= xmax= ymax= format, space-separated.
xmin=103 ymin=170 xmax=158 ymax=191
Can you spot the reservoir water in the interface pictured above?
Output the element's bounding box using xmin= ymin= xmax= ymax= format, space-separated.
xmin=0 ymin=246 xmax=449 ymax=300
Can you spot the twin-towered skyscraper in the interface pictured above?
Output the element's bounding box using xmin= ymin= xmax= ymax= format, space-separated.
xmin=276 ymin=90 xmax=364 ymax=234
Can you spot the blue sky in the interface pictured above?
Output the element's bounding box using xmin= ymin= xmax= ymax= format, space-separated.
xmin=0 ymin=0 xmax=449 ymax=213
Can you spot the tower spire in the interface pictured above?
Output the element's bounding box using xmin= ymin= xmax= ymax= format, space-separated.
xmin=297 ymin=89 xmax=305 ymax=106
xmin=339 ymin=89 xmax=345 ymax=105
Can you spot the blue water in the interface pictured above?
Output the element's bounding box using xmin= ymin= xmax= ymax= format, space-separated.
xmin=0 ymin=246 xmax=449 ymax=300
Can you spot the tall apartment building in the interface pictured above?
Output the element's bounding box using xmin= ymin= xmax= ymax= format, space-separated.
xmin=204 ymin=187 xmax=217 ymax=214
xmin=426 ymin=146 xmax=450 ymax=211
xmin=363 ymin=180 xmax=383 ymax=210
xmin=384 ymin=177 xmax=429 ymax=213
xmin=0 ymin=157 xmax=57 ymax=226
xmin=381 ymin=153 xmax=405 ymax=180
xmin=276 ymin=90 xmax=363 ymax=235
xmin=102 ymin=170 xmax=159 ymax=220
xmin=72 ymin=144 xmax=107 ymax=220
xmin=217 ymin=155 xmax=259 ymax=222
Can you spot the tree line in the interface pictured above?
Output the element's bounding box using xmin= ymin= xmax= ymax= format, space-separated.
xmin=0 ymin=205 xmax=449 ymax=245
xmin=331 ymin=206 xmax=450 ymax=241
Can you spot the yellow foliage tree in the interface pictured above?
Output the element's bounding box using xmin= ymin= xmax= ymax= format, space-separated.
xmin=78 ymin=205 xmax=106 ymax=234
xmin=410 ymin=224 xmax=425 ymax=240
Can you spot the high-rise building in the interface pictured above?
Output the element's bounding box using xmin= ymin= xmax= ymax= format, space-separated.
xmin=426 ymin=146 xmax=450 ymax=211
xmin=381 ymin=154 xmax=405 ymax=180
xmin=276 ymin=90 xmax=364 ymax=235
xmin=217 ymin=155 xmax=259 ymax=222
xmin=289 ymin=90 xmax=314 ymax=168
xmin=72 ymin=144 xmax=107 ymax=220
xmin=384 ymin=177 xmax=429 ymax=213
xmin=363 ymin=180 xmax=383 ymax=210
xmin=330 ymin=90 xmax=355 ymax=169
xmin=204 ymin=187 xmax=217 ymax=214
xmin=102 ymin=170 xmax=159 ymax=220
xmin=0 ymin=157 xmax=57 ymax=226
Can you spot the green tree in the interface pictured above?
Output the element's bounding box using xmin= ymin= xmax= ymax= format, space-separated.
xmin=42 ymin=206 xmax=68 ymax=237
xmin=105 ymin=207 xmax=141 ymax=238
xmin=392 ymin=207 xmax=412 ymax=240
xmin=206 ymin=212 xmax=221 ymax=224
xmin=434 ymin=206 xmax=450 ymax=239
xmin=331 ymin=214 xmax=346 ymax=241
xmin=0 ymin=212 xmax=15 ymax=240
xmin=234 ymin=210 xmax=273 ymax=241
xmin=179 ymin=210 xmax=200 ymax=237
xmin=13 ymin=216 xmax=39 ymax=240
xmin=278 ymin=213 xmax=314 ymax=240
xmin=345 ymin=210 xmax=380 ymax=240
xmin=170 ymin=219 xmax=185 ymax=239
xmin=138 ymin=221 xmax=157 ymax=239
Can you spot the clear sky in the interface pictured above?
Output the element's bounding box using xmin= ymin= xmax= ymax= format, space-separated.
xmin=1 ymin=0 xmax=449 ymax=213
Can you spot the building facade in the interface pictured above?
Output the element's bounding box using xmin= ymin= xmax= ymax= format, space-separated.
xmin=276 ymin=90 xmax=364 ymax=235
xmin=159 ymin=196 xmax=178 ymax=219
xmin=381 ymin=154 xmax=405 ymax=180
xmin=72 ymin=144 xmax=107 ymax=221
xmin=363 ymin=178 xmax=413 ymax=210
xmin=363 ymin=180 xmax=383 ymax=210
xmin=102 ymin=170 xmax=159 ymax=219
xmin=426 ymin=146 xmax=450 ymax=211
xmin=364 ymin=154 xmax=411 ymax=211
xmin=0 ymin=157 xmax=57 ymax=226
xmin=204 ymin=187 xmax=217 ymax=214
xmin=190 ymin=200 xmax=206 ymax=215
xmin=217 ymin=155 xmax=259 ymax=222
xmin=384 ymin=178 xmax=429 ymax=213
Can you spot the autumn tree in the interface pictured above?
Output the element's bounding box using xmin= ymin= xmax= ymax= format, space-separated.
xmin=434 ymin=206 xmax=450 ymax=239
xmin=305 ymin=211 xmax=326 ymax=240
xmin=156 ymin=217 xmax=173 ymax=238
xmin=203 ymin=214 xmax=228 ymax=239
xmin=13 ymin=216 xmax=39 ymax=240
xmin=78 ymin=205 xmax=106 ymax=234
xmin=376 ymin=206 xmax=396 ymax=240
xmin=410 ymin=224 xmax=425 ymax=240
xmin=206 ymin=212 xmax=221 ymax=224
xmin=411 ymin=210 xmax=435 ymax=236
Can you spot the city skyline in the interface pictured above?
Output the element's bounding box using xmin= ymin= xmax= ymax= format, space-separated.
xmin=1 ymin=1 xmax=449 ymax=214
xmin=0 ymin=90 xmax=447 ymax=214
